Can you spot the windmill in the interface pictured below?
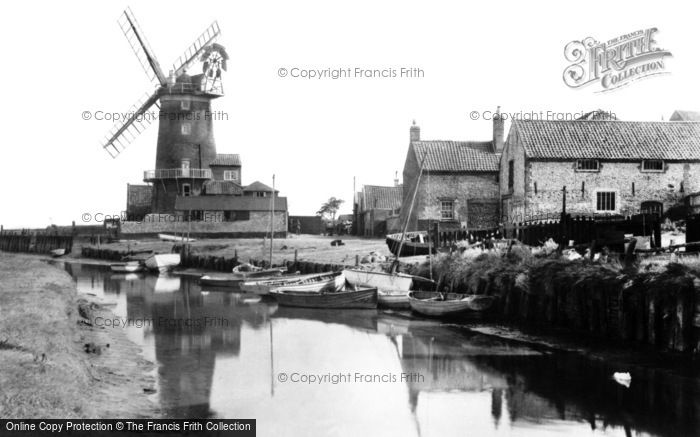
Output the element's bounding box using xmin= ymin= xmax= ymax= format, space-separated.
xmin=100 ymin=7 xmax=229 ymax=213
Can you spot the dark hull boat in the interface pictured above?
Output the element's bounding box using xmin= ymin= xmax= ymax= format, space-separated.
xmin=271 ymin=286 xmax=378 ymax=309
xmin=386 ymin=232 xmax=432 ymax=257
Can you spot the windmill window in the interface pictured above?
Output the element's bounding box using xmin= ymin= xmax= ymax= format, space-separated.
xmin=181 ymin=123 xmax=191 ymax=135
xmin=642 ymin=160 xmax=664 ymax=172
xmin=576 ymin=159 xmax=599 ymax=171
xmin=181 ymin=100 xmax=191 ymax=110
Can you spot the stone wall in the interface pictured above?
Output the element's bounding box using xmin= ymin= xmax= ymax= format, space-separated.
xmin=522 ymin=161 xmax=695 ymax=217
xmin=409 ymin=172 xmax=500 ymax=230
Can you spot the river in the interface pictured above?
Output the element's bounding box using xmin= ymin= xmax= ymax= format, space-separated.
xmin=59 ymin=262 xmax=699 ymax=437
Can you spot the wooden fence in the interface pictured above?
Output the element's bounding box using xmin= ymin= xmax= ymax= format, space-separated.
xmin=503 ymin=213 xmax=662 ymax=249
xmin=0 ymin=233 xmax=73 ymax=254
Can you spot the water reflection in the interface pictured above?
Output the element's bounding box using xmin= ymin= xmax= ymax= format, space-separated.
xmin=60 ymin=262 xmax=699 ymax=437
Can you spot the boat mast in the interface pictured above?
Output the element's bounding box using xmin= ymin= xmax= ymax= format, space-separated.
xmin=393 ymin=151 xmax=428 ymax=271
xmin=269 ymin=175 xmax=275 ymax=267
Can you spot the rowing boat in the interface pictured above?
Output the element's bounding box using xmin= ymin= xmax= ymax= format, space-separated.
xmin=240 ymin=272 xmax=341 ymax=295
xmin=386 ymin=231 xmax=432 ymax=257
xmin=144 ymin=253 xmax=181 ymax=273
xmin=377 ymin=289 xmax=411 ymax=309
xmin=50 ymin=248 xmax=66 ymax=257
xmin=110 ymin=261 xmax=144 ymax=273
xmin=270 ymin=286 xmax=378 ymax=309
xmin=159 ymin=233 xmax=196 ymax=242
xmin=343 ymin=269 xmax=434 ymax=309
xmin=269 ymin=271 xmax=345 ymax=294
xmin=199 ymin=268 xmax=286 ymax=288
xmin=408 ymin=292 xmax=495 ymax=317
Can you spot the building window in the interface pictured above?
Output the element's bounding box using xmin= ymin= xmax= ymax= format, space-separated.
xmin=182 ymin=184 xmax=191 ymax=197
xmin=223 ymin=170 xmax=239 ymax=181
xmin=440 ymin=200 xmax=454 ymax=220
xmin=576 ymin=159 xmax=599 ymax=171
xmin=596 ymin=191 xmax=616 ymax=212
xmin=507 ymin=160 xmax=514 ymax=191
xmin=181 ymin=123 xmax=191 ymax=135
xmin=255 ymin=192 xmax=267 ymax=197
xmin=642 ymin=160 xmax=663 ymax=172
xmin=181 ymin=100 xmax=191 ymax=110
xmin=224 ymin=211 xmax=250 ymax=222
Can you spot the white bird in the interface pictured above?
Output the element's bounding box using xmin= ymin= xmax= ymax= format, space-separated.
xmin=613 ymin=372 xmax=632 ymax=388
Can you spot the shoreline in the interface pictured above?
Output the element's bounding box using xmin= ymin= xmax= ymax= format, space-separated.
xmin=0 ymin=253 xmax=159 ymax=418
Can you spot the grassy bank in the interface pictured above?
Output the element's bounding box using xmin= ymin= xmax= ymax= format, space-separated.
xmin=0 ymin=254 xmax=157 ymax=418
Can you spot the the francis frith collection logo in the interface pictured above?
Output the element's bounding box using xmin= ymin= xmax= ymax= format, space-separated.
xmin=563 ymin=28 xmax=672 ymax=92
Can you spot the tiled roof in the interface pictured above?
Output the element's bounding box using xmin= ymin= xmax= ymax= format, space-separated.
xmin=670 ymin=110 xmax=700 ymax=121
xmin=412 ymin=141 xmax=499 ymax=172
xmin=512 ymin=120 xmax=700 ymax=160
xmin=175 ymin=195 xmax=287 ymax=211
xmin=210 ymin=154 xmax=241 ymax=166
xmin=243 ymin=181 xmax=277 ymax=193
xmin=203 ymin=180 xmax=243 ymax=195
xmin=362 ymin=185 xmax=402 ymax=211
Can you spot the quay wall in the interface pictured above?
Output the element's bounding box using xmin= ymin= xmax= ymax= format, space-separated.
xmin=421 ymin=252 xmax=700 ymax=355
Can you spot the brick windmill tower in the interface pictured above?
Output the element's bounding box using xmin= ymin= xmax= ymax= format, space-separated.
xmin=100 ymin=8 xmax=229 ymax=213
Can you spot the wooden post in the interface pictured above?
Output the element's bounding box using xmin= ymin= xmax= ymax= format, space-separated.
xmin=355 ymin=254 xmax=359 ymax=267
xmin=294 ymin=249 xmax=298 ymax=270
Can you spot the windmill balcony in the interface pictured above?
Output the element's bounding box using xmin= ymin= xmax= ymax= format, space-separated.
xmin=143 ymin=168 xmax=212 ymax=181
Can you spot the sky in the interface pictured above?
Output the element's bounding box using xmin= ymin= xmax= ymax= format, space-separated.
xmin=0 ymin=0 xmax=698 ymax=228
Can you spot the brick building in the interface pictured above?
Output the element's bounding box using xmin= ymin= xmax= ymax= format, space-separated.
xmin=400 ymin=118 xmax=502 ymax=231
xmin=499 ymin=119 xmax=700 ymax=222
xmin=356 ymin=184 xmax=403 ymax=236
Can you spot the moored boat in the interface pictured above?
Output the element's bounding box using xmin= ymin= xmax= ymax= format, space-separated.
xmin=343 ymin=268 xmax=414 ymax=291
xmin=377 ymin=289 xmax=411 ymax=309
xmin=158 ymin=233 xmax=196 ymax=242
xmin=408 ymin=291 xmax=495 ymax=317
xmin=270 ymin=286 xmax=378 ymax=309
xmin=110 ymin=261 xmax=144 ymax=273
xmin=240 ymin=272 xmax=343 ymax=295
xmin=200 ymin=268 xmax=286 ymax=288
xmin=144 ymin=253 xmax=181 ymax=274
xmin=269 ymin=271 xmax=345 ymax=294
xmin=386 ymin=231 xmax=432 ymax=257
xmin=50 ymin=248 xmax=66 ymax=257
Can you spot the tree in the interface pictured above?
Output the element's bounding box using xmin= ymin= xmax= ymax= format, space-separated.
xmin=316 ymin=197 xmax=344 ymax=223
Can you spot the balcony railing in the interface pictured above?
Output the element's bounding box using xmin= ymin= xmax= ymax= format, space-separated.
xmin=143 ymin=168 xmax=212 ymax=181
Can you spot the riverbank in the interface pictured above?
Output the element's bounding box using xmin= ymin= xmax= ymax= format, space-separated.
xmin=75 ymin=234 xmax=400 ymax=266
xmin=0 ymin=254 xmax=158 ymax=418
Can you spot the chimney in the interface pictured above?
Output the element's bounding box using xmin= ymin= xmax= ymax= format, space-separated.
xmin=410 ymin=120 xmax=420 ymax=142
xmin=492 ymin=106 xmax=504 ymax=153
xmin=394 ymin=171 xmax=399 ymax=187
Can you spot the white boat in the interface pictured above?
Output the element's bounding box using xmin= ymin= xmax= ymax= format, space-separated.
xmin=240 ymin=272 xmax=335 ymax=295
xmin=110 ymin=261 xmax=144 ymax=273
xmin=377 ymin=288 xmax=411 ymax=309
xmin=344 ymin=268 xmax=434 ymax=308
xmin=343 ymin=268 xmax=414 ymax=291
xmin=408 ymin=292 xmax=495 ymax=317
xmin=158 ymin=233 xmax=196 ymax=243
xmin=270 ymin=271 xmax=345 ymax=294
xmin=50 ymin=248 xmax=66 ymax=257
xmin=144 ymin=253 xmax=181 ymax=273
